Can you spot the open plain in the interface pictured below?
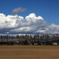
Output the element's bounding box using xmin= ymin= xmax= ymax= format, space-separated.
xmin=0 ymin=45 xmax=59 ymax=59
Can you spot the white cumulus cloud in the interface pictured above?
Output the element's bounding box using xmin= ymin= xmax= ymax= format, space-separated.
xmin=0 ymin=13 xmax=59 ymax=34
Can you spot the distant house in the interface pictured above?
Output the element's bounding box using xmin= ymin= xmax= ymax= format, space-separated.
xmin=34 ymin=42 xmax=38 ymax=45
xmin=53 ymin=42 xmax=57 ymax=46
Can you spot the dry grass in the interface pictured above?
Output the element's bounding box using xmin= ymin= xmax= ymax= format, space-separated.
xmin=0 ymin=45 xmax=59 ymax=59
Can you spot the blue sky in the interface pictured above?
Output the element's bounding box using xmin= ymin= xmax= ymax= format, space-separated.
xmin=0 ymin=0 xmax=59 ymax=34
xmin=0 ymin=0 xmax=59 ymax=24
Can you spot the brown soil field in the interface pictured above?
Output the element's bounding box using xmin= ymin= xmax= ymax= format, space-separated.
xmin=0 ymin=45 xmax=59 ymax=59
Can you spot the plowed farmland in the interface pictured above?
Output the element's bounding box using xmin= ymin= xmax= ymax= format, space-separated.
xmin=0 ymin=45 xmax=59 ymax=59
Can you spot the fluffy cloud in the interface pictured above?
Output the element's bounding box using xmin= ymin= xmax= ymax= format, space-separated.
xmin=0 ymin=13 xmax=59 ymax=34
xmin=12 ymin=7 xmax=27 ymax=15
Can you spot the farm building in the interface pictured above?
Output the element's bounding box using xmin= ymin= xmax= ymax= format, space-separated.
xmin=53 ymin=42 xmax=57 ymax=46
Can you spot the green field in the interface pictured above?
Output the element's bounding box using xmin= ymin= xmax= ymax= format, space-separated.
xmin=0 ymin=45 xmax=59 ymax=59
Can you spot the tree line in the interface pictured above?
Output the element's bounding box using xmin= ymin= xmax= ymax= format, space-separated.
xmin=0 ymin=34 xmax=59 ymax=45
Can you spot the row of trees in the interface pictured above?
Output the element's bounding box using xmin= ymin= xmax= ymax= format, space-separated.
xmin=0 ymin=34 xmax=59 ymax=45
